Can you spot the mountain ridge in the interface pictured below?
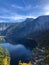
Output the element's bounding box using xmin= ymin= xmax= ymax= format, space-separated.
xmin=4 ymin=16 xmax=49 ymax=49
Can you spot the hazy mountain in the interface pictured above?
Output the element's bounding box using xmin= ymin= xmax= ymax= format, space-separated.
xmin=0 ymin=22 xmax=20 ymax=36
xmin=5 ymin=18 xmax=37 ymax=49
xmin=5 ymin=16 xmax=49 ymax=48
xmin=0 ymin=23 xmax=15 ymax=35
xmin=0 ymin=23 xmax=15 ymax=31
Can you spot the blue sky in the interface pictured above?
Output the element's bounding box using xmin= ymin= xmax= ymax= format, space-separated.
xmin=0 ymin=0 xmax=49 ymax=22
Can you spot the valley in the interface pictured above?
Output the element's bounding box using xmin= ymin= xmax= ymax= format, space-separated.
xmin=0 ymin=15 xmax=49 ymax=65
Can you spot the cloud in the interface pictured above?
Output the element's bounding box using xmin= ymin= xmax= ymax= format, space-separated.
xmin=0 ymin=6 xmax=36 ymax=22
xmin=45 ymin=12 xmax=49 ymax=15
xmin=0 ymin=15 xmax=36 ymax=20
xmin=11 ymin=4 xmax=41 ymax=11
xmin=43 ymin=5 xmax=49 ymax=15
xmin=1 ymin=2 xmax=49 ymax=22
xmin=0 ymin=20 xmax=8 ymax=22
xmin=0 ymin=14 xmax=36 ymax=22
xmin=33 ymin=4 xmax=49 ymax=16
xmin=11 ymin=5 xmax=23 ymax=9
xmin=11 ymin=4 xmax=32 ymax=10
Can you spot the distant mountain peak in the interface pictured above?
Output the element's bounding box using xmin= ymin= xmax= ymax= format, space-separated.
xmin=24 ymin=18 xmax=34 ymax=22
xmin=5 ymin=15 xmax=49 ymax=49
xmin=38 ymin=15 xmax=49 ymax=19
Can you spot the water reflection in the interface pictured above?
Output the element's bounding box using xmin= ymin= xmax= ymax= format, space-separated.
xmin=1 ymin=43 xmax=32 ymax=58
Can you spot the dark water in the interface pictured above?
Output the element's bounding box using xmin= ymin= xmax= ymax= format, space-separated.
xmin=0 ymin=36 xmax=32 ymax=65
xmin=1 ymin=43 xmax=32 ymax=65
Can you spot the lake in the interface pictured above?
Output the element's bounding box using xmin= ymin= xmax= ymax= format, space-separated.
xmin=0 ymin=36 xmax=32 ymax=65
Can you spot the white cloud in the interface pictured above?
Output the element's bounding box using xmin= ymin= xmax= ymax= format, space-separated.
xmin=0 ymin=6 xmax=36 ymax=22
xmin=0 ymin=15 xmax=36 ymax=20
xmin=44 ymin=5 xmax=49 ymax=11
xmin=11 ymin=4 xmax=32 ymax=10
xmin=45 ymin=11 xmax=49 ymax=15
xmin=43 ymin=4 xmax=49 ymax=15
xmin=11 ymin=4 xmax=23 ymax=9
xmin=36 ymin=4 xmax=49 ymax=16
xmin=0 ymin=14 xmax=36 ymax=22
xmin=11 ymin=4 xmax=41 ymax=11
xmin=0 ymin=20 xmax=8 ymax=22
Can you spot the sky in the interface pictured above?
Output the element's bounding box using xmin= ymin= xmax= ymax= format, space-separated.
xmin=0 ymin=0 xmax=49 ymax=22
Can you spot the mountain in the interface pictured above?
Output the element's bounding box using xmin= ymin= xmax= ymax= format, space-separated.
xmin=0 ymin=22 xmax=20 ymax=36
xmin=24 ymin=18 xmax=34 ymax=22
xmin=0 ymin=23 xmax=15 ymax=35
xmin=5 ymin=16 xmax=49 ymax=49
xmin=0 ymin=23 xmax=15 ymax=31
xmin=5 ymin=18 xmax=37 ymax=49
